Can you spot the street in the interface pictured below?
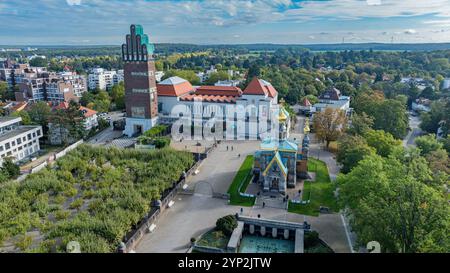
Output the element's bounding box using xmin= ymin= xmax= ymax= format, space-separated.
xmin=403 ymin=112 xmax=422 ymax=147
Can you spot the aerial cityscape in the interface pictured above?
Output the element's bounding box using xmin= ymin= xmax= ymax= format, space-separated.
xmin=0 ymin=0 xmax=448 ymax=263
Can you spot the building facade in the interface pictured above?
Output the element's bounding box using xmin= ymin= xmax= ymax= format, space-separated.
xmin=312 ymin=87 xmax=351 ymax=116
xmin=122 ymin=25 xmax=159 ymax=137
xmin=253 ymin=110 xmax=309 ymax=195
xmin=0 ymin=117 xmax=43 ymax=166
xmin=88 ymin=68 xmax=124 ymax=90
xmin=157 ymin=76 xmax=283 ymax=139
xmin=0 ymin=63 xmax=87 ymax=103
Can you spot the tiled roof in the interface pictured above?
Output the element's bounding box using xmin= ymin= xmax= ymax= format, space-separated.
xmin=195 ymin=86 xmax=242 ymax=97
xmin=243 ymin=77 xmax=278 ymax=97
xmin=159 ymin=76 xmax=188 ymax=85
xmin=53 ymin=102 xmax=97 ymax=118
xmin=157 ymin=77 xmax=194 ymax=97
xmin=302 ymin=98 xmax=312 ymax=107
xmin=180 ymin=94 xmax=237 ymax=104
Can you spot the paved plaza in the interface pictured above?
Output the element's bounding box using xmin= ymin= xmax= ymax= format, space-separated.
xmin=134 ymin=138 xmax=352 ymax=253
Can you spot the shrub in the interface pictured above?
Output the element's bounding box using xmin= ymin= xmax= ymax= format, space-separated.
xmin=55 ymin=210 xmax=71 ymax=221
xmin=69 ymin=199 xmax=83 ymax=210
xmin=53 ymin=194 xmax=66 ymax=205
xmin=216 ymin=215 xmax=238 ymax=236
xmin=16 ymin=234 xmax=33 ymax=251
xmin=64 ymin=187 xmax=78 ymax=198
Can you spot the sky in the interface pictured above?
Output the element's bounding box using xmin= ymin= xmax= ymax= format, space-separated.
xmin=1 ymin=0 xmax=450 ymax=45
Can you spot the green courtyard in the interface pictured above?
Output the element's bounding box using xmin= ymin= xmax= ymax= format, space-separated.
xmin=227 ymin=155 xmax=256 ymax=207
xmin=288 ymin=158 xmax=337 ymax=216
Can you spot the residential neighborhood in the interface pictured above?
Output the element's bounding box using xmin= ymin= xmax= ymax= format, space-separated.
xmin=0 ymin=2 xmax=448 ymax=267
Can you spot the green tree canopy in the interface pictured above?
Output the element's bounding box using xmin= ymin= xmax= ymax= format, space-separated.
xmin=337 ymin=135 xmax=376 ymax=173
xmin=415 ymin=134 xmax=444 ymax=156
xmin=338 ymin=153 xmax=449 ymax=253
xmin=364 ymin=129 xmax=402 ymax=157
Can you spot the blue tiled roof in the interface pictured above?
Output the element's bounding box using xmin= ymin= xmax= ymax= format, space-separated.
xmin=260 ymin=138 xmax=298 ymax=152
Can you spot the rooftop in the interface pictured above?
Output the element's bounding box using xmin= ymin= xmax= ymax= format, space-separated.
xmin=0 ymin=126 xmax=41 ymax=143
xmin=159 ymin=76 xmax=188 ymax=85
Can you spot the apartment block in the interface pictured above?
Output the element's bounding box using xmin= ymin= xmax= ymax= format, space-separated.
xmin=88 ymin=68 xmax=124 ymax=90
xmin=0 ymin=117 xmax=43 ymax=166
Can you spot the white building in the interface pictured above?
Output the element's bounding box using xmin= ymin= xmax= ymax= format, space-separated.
xmin=442 ymin=79 xmax=450 ymax=90
xmin=215 ymin=80 xmax=241 ymax=87
xmin=157 ymin=76 xmax=281 ymax=139
xmin=155 ymin=71 xmax=165 ymax=82
xmin=312 ymin=87 xmax=351 ymax=115
xmin=88 ymin=68 xmax=124 ymax=90
xmin=0 ymin=116 xmax=43 ymax=166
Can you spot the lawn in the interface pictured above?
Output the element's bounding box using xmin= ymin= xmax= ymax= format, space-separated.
xmin=227 ymin=155 xmax=256 ymax=207
xmin=288 ymin=158 xmax=337 ymax=216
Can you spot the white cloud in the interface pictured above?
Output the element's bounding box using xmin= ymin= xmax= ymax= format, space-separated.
xmin=66 ymin=0 xmax=82 ymax=6
xmin=404 ymin=29 xmax=417 ymax=34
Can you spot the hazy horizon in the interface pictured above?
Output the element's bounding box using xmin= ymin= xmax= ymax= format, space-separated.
xmin=1 ymin=1 xmax=450 ymax=45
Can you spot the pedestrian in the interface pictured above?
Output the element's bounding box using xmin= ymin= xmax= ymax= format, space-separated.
xmin=238 ymin=154 xmax=241 ymax=158
xmin=240 ymin=208 xmax=243 ymax=214
xmin=227 ymin=146 xmax=229 ymax=151
xmin=232 ymin=146 xmax=234 ymax=151
xmin=262 ymin=202 xmax=265 ymax=208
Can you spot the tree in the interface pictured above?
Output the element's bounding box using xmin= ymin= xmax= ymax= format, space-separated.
xmin=110 ymin=82 xmax=125 ymax=110
xmin=347 ymin=112 xmax=374 ymax=136
xmin=0 ymin=81 xmax=8 ymax=101
xmin=415 ymin=134 xmax=444 ymax=156
xmin=338 ymin=153 xmax=449 ymax=253
xmin=205 ymin=71 xmax=229 ymax=85
xmin=162 ymin=70 xmax=200 ymax=85
xmin=27 ymin=101 xmax=52 ymax=137
xmin=373 ymin=99 xmax=409 ymax=139
xmin=420 ymin=100 xmax=450 ymax=135
xmin=29 ymin=57 xmax=47 ymax=68
xmin=216 ymin=215 xmax=237 ymax=236
xmin=1 ymin=157 xmax=20 ymax=179
xmin=364 ymin=129 xmax=402 ymax=157
xmin=313 ymin=108 xmax=347 ymax=148
xmin=49 ymin=101 xmax=85 ymax=145
xmin=11 ymin=111 xmax=31 ymax=125
xmin=426 ymin=148 xmax=449 ymax=175
xmin=337 ymin=135 xmax=376 ymax=173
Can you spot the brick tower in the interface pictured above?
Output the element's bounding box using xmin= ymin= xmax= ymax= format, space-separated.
xmin=122 ymin=24 xmax=159 ymax=137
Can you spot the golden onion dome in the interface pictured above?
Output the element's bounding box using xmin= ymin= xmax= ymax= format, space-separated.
xmin=278 ymin=109 xmax=288 ymax=122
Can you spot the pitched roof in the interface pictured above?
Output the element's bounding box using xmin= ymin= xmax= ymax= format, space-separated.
xmin=243 ymin=77 xmax=278 ymax=98
xmin=157 ymin=76 xmax=194 ymax=97
xmin=319 ymin=87 xmax=341 ymax=101
xmin=194 ymin=86 xmax=243 ymax=97
xmin=302 ymin=98 xmax=312 ymax=107
xmin=180 ymin=94 xmax=237 ymax=104
xmin=263 ymin=151 xmax=287 ymax=177
xmin=159 ymin=76 xmax=187 ymax=85
xmin=53 ymin=102 xmax=97 ymax=118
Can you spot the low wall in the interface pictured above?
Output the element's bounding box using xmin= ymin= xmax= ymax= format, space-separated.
xmin=123 ymin=146 xmax=217 ymax=252
xmin=31 ymin=161 xmax=47 ymax=174
xmin=55 ymin=140 xmax=84 ymax=160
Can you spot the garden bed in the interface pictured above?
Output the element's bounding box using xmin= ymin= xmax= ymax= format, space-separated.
xmin=0 ymin=144 xmax=194 ymax=253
